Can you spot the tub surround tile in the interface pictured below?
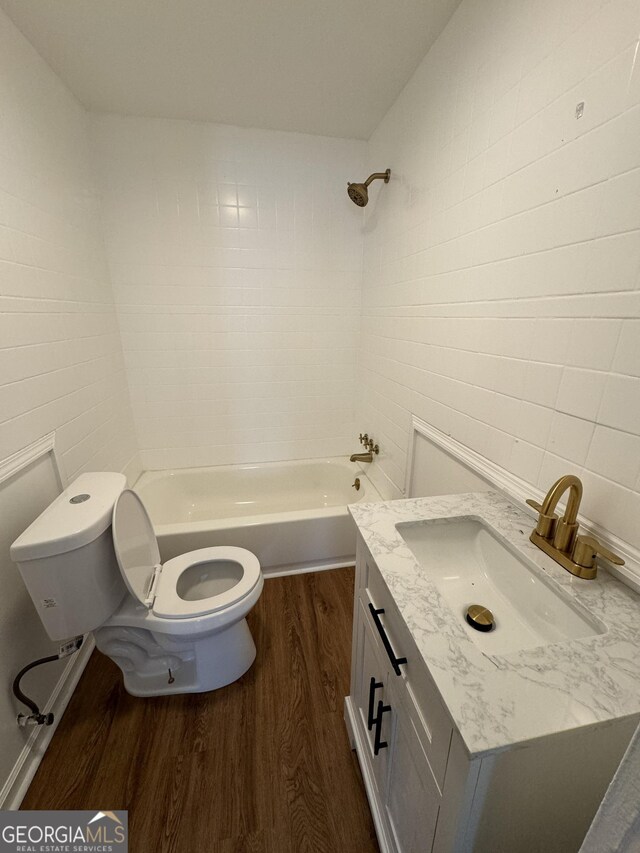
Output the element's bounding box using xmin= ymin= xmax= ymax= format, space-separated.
xmin=90 ymin=114 xmax=366 ymax=471
xmin=349 ymin=491 xmax=640 ymax=758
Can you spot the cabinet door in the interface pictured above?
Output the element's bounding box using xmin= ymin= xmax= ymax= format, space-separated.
xmin=354 ymin=601 xmax=394 ymax=796
xmin=385 ymin=704 xmax=441 ymax=853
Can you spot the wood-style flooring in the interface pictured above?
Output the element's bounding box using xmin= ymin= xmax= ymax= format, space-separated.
xmin=22 ymin=567 xmax=379 ymax=853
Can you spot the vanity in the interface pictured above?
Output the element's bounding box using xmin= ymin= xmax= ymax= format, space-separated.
xmin=345 ymin=491 xmax=640 ymax=853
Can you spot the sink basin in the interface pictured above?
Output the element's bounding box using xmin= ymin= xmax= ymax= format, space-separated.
xmin=396 ymin=517 xmax=606 ymax=655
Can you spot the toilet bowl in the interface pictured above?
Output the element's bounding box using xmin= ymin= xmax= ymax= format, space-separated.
xmin=11 ymin=474 xmax=264 ymax=698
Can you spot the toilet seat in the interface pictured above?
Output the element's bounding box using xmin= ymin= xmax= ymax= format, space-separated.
xmin=155 ymin=547 xmax=261 ymax=619
xmin=112 ymin=490 xmax=261 ymax=621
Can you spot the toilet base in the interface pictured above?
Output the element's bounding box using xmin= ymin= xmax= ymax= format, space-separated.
xmin=94 ymin=617 xmax=257 ymax=697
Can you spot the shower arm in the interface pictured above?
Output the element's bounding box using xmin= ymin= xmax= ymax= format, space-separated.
xmin=364 ymin=170 xmax=391 ymax=188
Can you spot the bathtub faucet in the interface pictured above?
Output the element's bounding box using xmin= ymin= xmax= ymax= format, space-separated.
xmin=350 ymin=451 xmax=373 ymax=463
xmin=350 ymin=442 xmax=379 ymax=463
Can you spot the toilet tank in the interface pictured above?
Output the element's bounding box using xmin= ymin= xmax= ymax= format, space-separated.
xmin=11 ymin=472 xmax=127 ymax=641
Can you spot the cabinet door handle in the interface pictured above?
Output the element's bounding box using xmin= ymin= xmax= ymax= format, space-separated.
xmin=373 ymin=698 xmax=391 ymax=755
xmin=367 ymin=676 xmax=383 ymax=731
xmin=368 ymin=602 xmax=408 ymax=676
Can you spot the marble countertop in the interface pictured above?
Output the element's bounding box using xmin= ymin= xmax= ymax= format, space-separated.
xmin=349 ymin=491 xmax=640 ymax=758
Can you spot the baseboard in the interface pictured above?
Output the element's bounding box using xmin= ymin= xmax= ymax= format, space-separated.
xmin=263 ymin=559 xmax=355 ymax=579
xmin=0 ymin=635 xmax=95 ymax=811
xmin=344 ymin=696 xmax=394 ymax=853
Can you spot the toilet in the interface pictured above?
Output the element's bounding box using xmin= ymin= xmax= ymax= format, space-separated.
xmin=11 ymin=472 xmax=263 ymax=697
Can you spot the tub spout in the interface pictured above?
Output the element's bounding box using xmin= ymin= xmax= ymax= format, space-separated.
xmin=350 ymin=451 xmax=373 ymax=463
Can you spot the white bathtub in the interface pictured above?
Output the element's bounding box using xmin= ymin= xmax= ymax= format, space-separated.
xmin=134 ymin=458 xmax=382 ymax=576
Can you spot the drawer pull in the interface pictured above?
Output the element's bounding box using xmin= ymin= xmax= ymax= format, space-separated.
xmin=368 ymin=602 xmax=408 ymax=676
xmin=373 ymin=699 xmax=391 ymax=755
xmin=367 ymin=676 xmax=383 ymax=730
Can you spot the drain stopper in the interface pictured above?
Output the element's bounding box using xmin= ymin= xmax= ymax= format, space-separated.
xmin=466 ymin=604 xmax=494 ymax=632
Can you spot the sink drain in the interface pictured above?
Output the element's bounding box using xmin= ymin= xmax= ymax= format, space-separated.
xmin=466 ymin=604 xmax=494 ymax=632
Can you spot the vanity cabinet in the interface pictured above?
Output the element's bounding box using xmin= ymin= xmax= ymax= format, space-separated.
xmin=345 ymin=536 xmax=637 ymax=853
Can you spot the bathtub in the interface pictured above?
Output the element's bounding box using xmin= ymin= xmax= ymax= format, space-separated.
xmin=134 ymin=458 xmax=382 ymax=576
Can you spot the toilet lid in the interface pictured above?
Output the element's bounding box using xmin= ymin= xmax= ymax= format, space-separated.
xmin=112 ymin=489 xmax=161 ymax=607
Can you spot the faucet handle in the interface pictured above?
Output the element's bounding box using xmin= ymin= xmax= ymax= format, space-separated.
xmin=526 ymin=498 xmax=558 ymax=540
xmin=359 ymin=433 xmax=368 ymax=445
xmin=572 ymin=535 xmax=625 ymax=569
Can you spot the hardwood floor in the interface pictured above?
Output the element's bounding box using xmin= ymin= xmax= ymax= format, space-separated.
xmin=22 ymin=568 xmax=379 ymax=853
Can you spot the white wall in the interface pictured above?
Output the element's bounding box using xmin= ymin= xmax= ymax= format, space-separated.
xmin=0 ymin=8 xmax=139 ymax=802
xmin=360 ymin=0 xmax=640 ymax=550
xmin=90 ymin=115 xmax=366 ymax=470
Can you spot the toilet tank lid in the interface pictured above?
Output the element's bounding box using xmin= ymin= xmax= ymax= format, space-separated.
xmin=10 ymin=472 xmax=127 ymax=562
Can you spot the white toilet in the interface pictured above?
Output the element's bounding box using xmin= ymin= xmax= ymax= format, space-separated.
xmin=11 ymin=472 xmax=263 ymax=697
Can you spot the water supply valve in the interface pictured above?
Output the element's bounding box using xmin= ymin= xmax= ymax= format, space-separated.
xmin=17 ymin=711 xmax=54 ymax=727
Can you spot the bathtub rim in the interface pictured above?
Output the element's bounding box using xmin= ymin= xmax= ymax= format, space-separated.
xmin=133 ymin=456 xmax=382 ymax=539
xmin=135 ymin=455 xmax=372 ymax=488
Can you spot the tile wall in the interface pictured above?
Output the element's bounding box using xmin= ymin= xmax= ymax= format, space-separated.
xmin=90 ymin=116 xmax=366 ymax=470
xmin=0 ymin=12 xmax=139 ymax=484
xmin=361 ymin=0 xmax=640 ymax=549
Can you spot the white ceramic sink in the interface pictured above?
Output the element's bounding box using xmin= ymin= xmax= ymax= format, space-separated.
xmin=396 ymin=517 xmax=606 ymax=655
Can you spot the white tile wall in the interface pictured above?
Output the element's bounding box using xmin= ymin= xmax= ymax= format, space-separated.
xmin=361 ymin=0 xmax=640 ymax=549
xmin=89 ymin=116 xmax=366 ymax=470
xmin=0 ymin=10 xmax=139 ymax=482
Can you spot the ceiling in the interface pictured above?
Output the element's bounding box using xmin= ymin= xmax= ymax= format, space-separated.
xmin=0 ymin=0 xmax=461 ymax=140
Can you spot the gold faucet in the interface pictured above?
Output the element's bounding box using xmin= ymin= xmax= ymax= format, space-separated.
xmin=527 ymin=475 xmax=624 ymax=579
xmin=351 ymin=434 xmax=380 ymax=463
xmin=350 ymin=451 xmax=374 ymax=463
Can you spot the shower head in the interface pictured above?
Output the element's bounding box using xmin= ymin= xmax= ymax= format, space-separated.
xmin=347 ymin=169 xmax=391 ymax=207
xmin=347 ymin=183 xmax=368 ymax=206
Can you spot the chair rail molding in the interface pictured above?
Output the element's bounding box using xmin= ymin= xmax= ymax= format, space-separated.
xmin=0 ymin=432 xmax=64 ymax=489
